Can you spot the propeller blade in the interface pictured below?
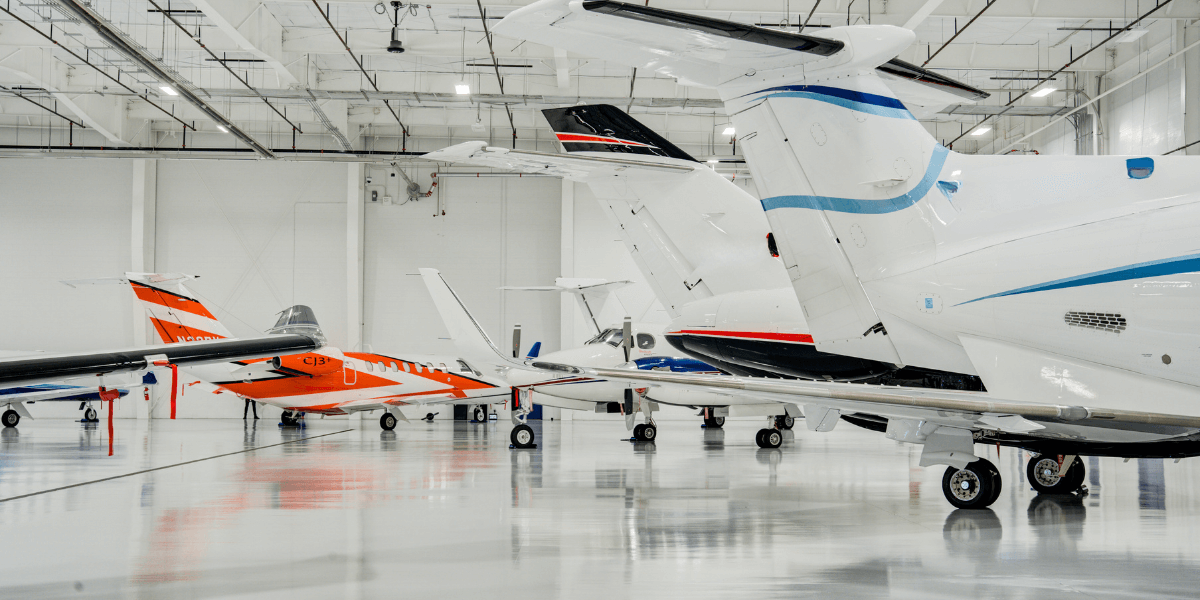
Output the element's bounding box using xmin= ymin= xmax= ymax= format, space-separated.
xmin=512 ymin=324 xmax=522 ymax=359
xmin=622 ymin=317 xmax=632 ymax=362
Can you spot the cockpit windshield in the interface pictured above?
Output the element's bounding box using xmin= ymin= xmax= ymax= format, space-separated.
xmin=584 ymin=328 xmax=624 ymax=347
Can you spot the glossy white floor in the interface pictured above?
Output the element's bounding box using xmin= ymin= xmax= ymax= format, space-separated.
xmin=0 ymin=417 xmax=1197 ymax=598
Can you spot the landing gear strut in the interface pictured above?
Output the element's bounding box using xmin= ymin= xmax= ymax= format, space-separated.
xmin=1027 ymin=454 xmax=1086 ymax=494
xmin=1 ymin=410 xmax=18 ymax=428
xmin=941 ymin=458 xmax=1002 ymax=509
xmin=509 ymin=388 xmax=537 ymax=448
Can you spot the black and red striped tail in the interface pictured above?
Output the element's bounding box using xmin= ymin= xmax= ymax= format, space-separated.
xmin=542 ymin=104 xmax=696 ymax=162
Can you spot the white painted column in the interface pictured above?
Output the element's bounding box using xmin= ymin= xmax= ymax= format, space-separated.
xmin=131 ymin=159 xmax=157 ymax=419
xmin=553 ymin=178 xmax=575 ymax=421
xmin=559 ymin=178 xmax=575 ymax=352
xmin=1185 ymin=21 xmax=1200 ymax=155
xmin=347 ymin=163 xmax=365 ymax=351
xmin=131 ymin=159 xmax=156 ymax=345
xmin=347 ymin=163 xmax=365 ymax=425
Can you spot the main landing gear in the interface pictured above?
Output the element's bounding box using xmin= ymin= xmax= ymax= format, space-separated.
xmin=775 ymin=414 xmax=795 ymax=430
xmin=633 ymin=422 xmax=657 ymax=442
xmin=510 ymin=388 xmax=537 ymax=449
xmin=279 ymin=411 xmax=304 ymax=427
xmin=1027 ymin=454 xmax=1087 ymax=495
xmin=84 ymin=407 xmax=98 ymax=422
xmin=755 ymin=416 xmax=783 ymax=448
xmin=702 ymin=415 xmax=725 ymax=429
xmin=941 ymin=458 xmax=1002 ymax=509
xmin=380 ymin=412 xmax=398 ymax=431
xmin=1 ymin=410 xmax=19 ymax=428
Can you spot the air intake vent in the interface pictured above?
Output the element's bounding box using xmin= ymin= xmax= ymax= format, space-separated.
xmin=1064 ymin=311 xmax=1126 ymax=333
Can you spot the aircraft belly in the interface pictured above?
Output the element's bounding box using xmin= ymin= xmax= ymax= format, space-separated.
xmin=665 ymin=333 xmax=893 ymax=381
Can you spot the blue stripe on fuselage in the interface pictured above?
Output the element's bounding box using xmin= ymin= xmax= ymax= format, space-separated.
xmin=761 ymin=145 xmax=949 ymax=215
xmin=957 ymin=252 xmax=1200 ymax=305
xmin=746 ymin=85 xmax=914 ymax=120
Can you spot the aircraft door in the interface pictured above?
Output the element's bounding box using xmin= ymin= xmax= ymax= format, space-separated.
xmin=344 ymin=361 xmax=357 ymax=385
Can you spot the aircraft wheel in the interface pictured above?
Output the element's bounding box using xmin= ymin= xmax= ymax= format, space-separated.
xmin=280 ymin=411 xmax=296 ymax=426
xmin=84 ymin=407 xmax=98 ymax=421
xmin=472 ymin=406 xmax=487 ymax=422
xmin=942 ymin=458 xmax=1002 ymax=509
xmin=703 ymin=416 xmax=725 ymax=429
xmin=634 ymin=423 xmax=656 ymax=442
xmin=380 ymin=412 xmax=397 ymax=431
xmin=756 ymin=428 xmax=782 ymax=448
xmin=775 ymin=415 xmax=795 ymax=430
xmin=510 ymin=424 xmax=535 ymax=448
xmin=2 ymin=410 xmax=19 ymax=428
xmin=1027 ymin=455 xmax=1085 ymax=494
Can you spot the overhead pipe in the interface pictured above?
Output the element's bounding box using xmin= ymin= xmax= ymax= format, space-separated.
xmin=46 ymin=0 xmax=275 ymax=158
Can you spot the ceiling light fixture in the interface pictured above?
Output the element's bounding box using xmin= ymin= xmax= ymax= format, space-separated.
xmin=972 ymin=127 xmax=991 ymax=136
xmin=722 ymin=126 xmax=735 ymax=135
xmin=217 ymin=125 xmax=228 ymax=133
xmin=1031 ymin=86 xmax=1057 ymax=98
xmin=387 ymin=1 xmax=406 ymax=53
xmin=455 ymin=82 xmax=470 ymax=95
xmin=707 ymin=159 xmax=719 ymax=163
xmin=159 ymin=85 xmax=178 ymax=96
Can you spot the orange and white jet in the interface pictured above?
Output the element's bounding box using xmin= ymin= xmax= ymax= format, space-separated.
xmin=124 ymin=273 xmax=507 ymax=429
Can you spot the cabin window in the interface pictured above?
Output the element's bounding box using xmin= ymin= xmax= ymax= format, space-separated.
xmin=636 ymin=333 xmax=656 ymax=350
xmin=438 ymin=362 xmax=449 ymax=372
xmin=389 ymin=361 xmax=399 ymax=372
xmin=365 ymin=361 xmax=374 ymax=372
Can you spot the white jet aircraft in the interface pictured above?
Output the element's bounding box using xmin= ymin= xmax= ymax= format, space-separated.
xmin=465 ymin=0 xmax=1200 ymax=510
xmin=421 ymin=268 xmax=802 ymax=449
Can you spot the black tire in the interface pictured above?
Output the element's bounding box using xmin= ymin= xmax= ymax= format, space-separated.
xmin=380 ymin=412 xmax=397 ymax=431
xmin=473 ymin=406 xmax=487 ymax=422
xmin=1027 ymin=455 xmax=1085 ymax=494
xmin=1 ymin=410 xmax=18 ymax=428
xmin=84 ymin=407 xmax=98 ymax=421
xmin=942 ymin=458 xmax=1002 ymax=509
xmin=756 ymin=428 xmax=782 ymax=448
xmin=703 ymin=415 xmax=725 ymax=429
xmin=775 ymin=415 xmax=795 ymax=430
xmin=636 ymin=424 xmax=657 ymax=442
xmin=510 ymin=424 xmax=535 ymax=448
xmin=280 ymin=411 xmax=295 ymax=426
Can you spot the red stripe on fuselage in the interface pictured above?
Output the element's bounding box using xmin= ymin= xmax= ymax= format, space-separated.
xmin=668 ymin=329 xmax=815 ymax=344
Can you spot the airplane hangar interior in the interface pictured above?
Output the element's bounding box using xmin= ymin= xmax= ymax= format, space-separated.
xmin=3 ymin=0 xmax=1200 ymax=596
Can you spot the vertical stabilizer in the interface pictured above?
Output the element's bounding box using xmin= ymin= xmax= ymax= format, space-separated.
xmin=494 ymin=2 xmax=987 ymax=367
xmin=124 ymin=273 xmax=234 ymax=343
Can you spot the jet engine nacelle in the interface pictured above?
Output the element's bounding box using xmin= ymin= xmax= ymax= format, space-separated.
xmin=271 ymin=353 xmax=342 ymax=376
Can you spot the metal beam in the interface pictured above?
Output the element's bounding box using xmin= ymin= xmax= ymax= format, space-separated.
xmin=46 ymin=0 xmax=275 ymax=157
